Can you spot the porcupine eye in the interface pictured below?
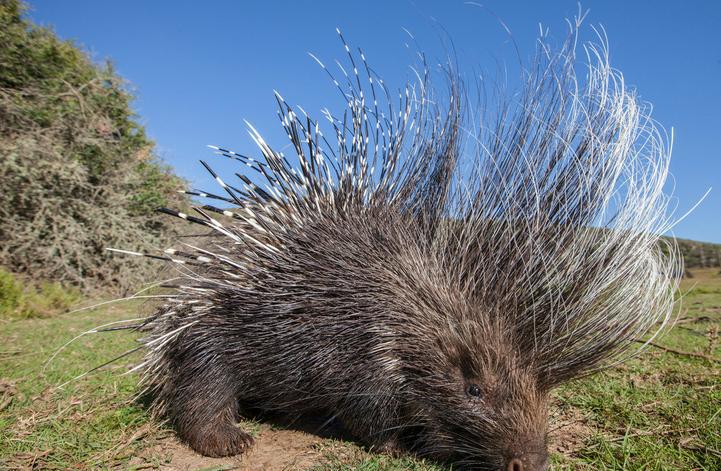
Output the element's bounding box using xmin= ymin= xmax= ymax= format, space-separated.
xmin=467 ymin=384 xmax=481 ymax=397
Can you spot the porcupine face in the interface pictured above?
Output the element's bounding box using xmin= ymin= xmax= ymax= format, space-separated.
xmin=400 ymin=316 xmax=550 ymax=471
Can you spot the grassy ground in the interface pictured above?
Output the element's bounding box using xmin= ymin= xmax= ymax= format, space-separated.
xmin=0 ymin=270 xmax=719 ymax=470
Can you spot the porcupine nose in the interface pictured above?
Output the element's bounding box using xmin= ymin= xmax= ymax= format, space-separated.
xmin=507 ymin=458 xmax=524 ymax=471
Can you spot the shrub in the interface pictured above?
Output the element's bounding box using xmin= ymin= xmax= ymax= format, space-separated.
xmin=0 ymin=0 xmax=186 ymax=293
xmin=0 ymin=268 xmax=81 ymax=318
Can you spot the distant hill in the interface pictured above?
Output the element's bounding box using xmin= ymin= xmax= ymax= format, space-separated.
xmin=668 ymin=237 xmax=721 ymax=269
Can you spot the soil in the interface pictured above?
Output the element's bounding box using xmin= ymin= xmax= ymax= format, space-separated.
xmin=548 ymin=401 xmax=596 ymax=456
xmin=128 ymin=416 xmax=354 ymax=471
xmin=129 ymin=426 xmax=328 ymax=471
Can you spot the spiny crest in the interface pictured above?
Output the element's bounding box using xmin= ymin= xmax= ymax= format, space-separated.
xmin=109 ymin=17 xmax=678 ymax=386
xmin=439 ymin=19 xmax=679 ymax=385
xmin=144 ymin=29 xmax=458 ymax=266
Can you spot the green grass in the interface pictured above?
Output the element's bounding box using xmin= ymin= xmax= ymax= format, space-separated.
xmin=1 ymin=271 xmax=719 ymax=470
xmin=549 ymin=269 xmax=721 ymax=470
xmin=0 ymin=301 xmax=156 ymax=469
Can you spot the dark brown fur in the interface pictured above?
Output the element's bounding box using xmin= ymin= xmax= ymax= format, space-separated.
xmin=146 ymin=212 xmax=550 ymax=470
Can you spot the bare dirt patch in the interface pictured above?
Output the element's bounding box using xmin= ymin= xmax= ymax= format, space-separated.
xmin=129 ymin=425 xmax=333 ymax=471
xmin=548 ymin=402 xmax=595 ymax=456
xmin=0 ymin=378 xmax=20 ymax=412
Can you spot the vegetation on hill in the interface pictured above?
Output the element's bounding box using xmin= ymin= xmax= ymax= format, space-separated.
xmin=0 ymin=0 xmax=185 ymax=295
xmin=671 ymin=237 xmax=721 ymax=269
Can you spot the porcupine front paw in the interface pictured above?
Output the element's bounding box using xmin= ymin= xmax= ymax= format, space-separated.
xmin=186 ymin=423 xmax=254 ymax=458
xmin=375 ymin=438 xmax=404 ymax=457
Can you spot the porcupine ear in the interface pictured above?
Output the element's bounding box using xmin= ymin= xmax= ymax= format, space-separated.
xmin=450 ymin=16 xmax=680 ymax=389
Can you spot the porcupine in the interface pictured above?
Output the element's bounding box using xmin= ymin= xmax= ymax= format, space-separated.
xmin=108 ymin=17 xmax=679 ymax=471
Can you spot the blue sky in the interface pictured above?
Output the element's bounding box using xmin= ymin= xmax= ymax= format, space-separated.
xmin=27 ymin=0 xmax=721 ymax=243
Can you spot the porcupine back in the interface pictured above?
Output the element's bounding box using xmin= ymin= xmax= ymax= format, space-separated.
xmin=107 ymin=17 xmax=679 ymax=470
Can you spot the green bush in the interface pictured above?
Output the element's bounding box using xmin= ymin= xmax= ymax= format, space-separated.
xmin=0 ymin=268 xmax=80 ymax=318
xmin=0 ymin=268 xmax=24 ymax=315
xmin=0 ymin=0 xmax=187 ymax=293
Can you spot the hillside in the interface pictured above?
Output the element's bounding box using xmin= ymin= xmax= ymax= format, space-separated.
xmin=0 ymin=0 xmax=186 ymax=294
xmin=670 ymin=237 xmax=721 ymax=269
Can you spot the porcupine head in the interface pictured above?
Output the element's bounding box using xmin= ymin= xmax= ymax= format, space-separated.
xmin=114 ymin=13 xmax=677 ymax=471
